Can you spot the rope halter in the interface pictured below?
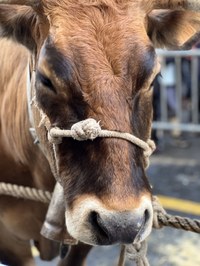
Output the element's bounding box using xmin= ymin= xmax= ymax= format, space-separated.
xmin=47 ymin=118 xmax=156 ymax=168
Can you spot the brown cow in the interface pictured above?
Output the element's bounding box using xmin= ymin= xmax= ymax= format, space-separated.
xmin=0 ymin=0 xmax=200 ymax=265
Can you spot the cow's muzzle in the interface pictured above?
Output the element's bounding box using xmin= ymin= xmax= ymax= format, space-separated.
xmin=65 ymin=196 xmax=153 ymax=246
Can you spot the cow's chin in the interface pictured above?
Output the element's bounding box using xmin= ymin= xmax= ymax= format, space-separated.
xmin=65 ymin=196 xmax=153 ymax=246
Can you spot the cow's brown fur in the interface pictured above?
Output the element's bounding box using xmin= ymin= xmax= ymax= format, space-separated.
xmin=0 ymin=39 xmax=57 ymax=265
xmin=1 ymin=1 xmax=200 ymax=265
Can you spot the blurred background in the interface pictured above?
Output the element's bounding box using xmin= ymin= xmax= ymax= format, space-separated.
xmin=33 ymin=47 xmax=200 ymax=266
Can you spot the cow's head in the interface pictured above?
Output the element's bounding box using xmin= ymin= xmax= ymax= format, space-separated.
xmin=1 ymin=0 xmax=200 ymax=245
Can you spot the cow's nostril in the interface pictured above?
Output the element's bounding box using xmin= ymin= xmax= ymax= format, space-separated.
xmin=135 ymin=208 xmax=151 ymax=242
xmin=139 ymin=209 xmax=150 ymax=232
xmin=89 ymin=211 xmax=110 ymax=241
xmin=144 ymin=209 xmax=150 ymax=225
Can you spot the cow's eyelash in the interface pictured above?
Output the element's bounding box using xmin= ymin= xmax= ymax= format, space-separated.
xmin=150 ymin=72 xmax=162 ymax=88
xmin=37 ymin=72 xmax=56 ymax=93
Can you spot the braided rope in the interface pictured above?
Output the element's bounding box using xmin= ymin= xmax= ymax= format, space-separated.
xmin=157 ymin=213 xmax=200 ymax=233
xmin=152 ymin=196 xmax=200 ymax=233
xmin=125 ymin=241 xmax=150 ymax=266
xmin=118 ymin=242 xmax=149 ymax=266
xmin=0 ymin=182 xmax=52 ymax=203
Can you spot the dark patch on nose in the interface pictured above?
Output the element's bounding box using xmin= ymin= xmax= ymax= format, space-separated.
xmin=59 ymin=136 xmax=152 ymax=210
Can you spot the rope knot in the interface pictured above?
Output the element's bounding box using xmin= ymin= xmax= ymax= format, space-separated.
xmin=125 ymin=241 xmax=149 ymax=266
xmin=71 ymin=118 xmax=101 ymax=141
xmin=46 ymin=118 xmax=155 ymax=170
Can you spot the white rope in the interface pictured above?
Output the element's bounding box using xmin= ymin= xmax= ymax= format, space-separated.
xmin=47 ymin=118 xmax=156 ymax=168
xmin=125 ymin=241 xmax=149 ymax=266
xmin=0 ymin=182 xmax=52 ymax=203
xmin=118 ymin=241 xmax=149 ymax=266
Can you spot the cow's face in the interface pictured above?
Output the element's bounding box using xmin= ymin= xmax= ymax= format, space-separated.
xmin=1 ymin=0 xmax=200 ymax=245
xmin=35 ymin=1 xmax=158 ymax=245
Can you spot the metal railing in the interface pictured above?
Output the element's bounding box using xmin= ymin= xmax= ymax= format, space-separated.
xmin=153 ymin=49 xmax=200 ymax=133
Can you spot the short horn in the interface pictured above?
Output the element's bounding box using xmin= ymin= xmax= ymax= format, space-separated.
xmin=0 ymin=0 xmax=39 ymax=7
xmin=148 ymin=0 xmax=200 ymax=12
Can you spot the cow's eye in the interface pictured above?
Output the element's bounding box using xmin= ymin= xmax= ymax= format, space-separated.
xmin=150 ymin=73 xmax=162 ymax=88
xmin=37 ymin=72 xmax=56 ymax=93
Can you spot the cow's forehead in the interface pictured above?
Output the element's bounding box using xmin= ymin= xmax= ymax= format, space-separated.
xmin=44 ymin=0 xmax=137 ymax=8
xmin=45 ymin=0 xmax=144 ymax=27
xmin=44 ymin=0 xmax=150 ymax=56
xmin=39 ymin=0 xmax=156 ymax=92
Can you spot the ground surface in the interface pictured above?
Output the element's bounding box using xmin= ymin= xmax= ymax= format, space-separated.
xmin=35 ymin=134 xmax=200 ymax=266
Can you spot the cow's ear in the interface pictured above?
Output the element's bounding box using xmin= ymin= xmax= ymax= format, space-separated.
xmin=147 ymin=10 xmax=200 ymax=50
xmin=0 ymin=5 xmax=46 ymax=51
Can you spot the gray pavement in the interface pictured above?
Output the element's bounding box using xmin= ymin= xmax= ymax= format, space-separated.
xmin=36 ymin=134 xmax=200 ymax=266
